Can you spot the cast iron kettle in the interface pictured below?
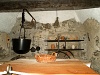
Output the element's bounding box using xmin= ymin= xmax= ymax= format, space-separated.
xmin=12 ymin=9 xmax=36 ymax=54
xmin=12 ymin=38 xmax=31 ymax=54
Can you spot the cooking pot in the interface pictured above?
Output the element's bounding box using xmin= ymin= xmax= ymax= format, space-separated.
xmin=36 ymin=46 xmax=40 ymax=51
xmin=12 ymin=38 xmax=31 ymax=54
xmin=12 ymin=9 xmax=36 ymax=54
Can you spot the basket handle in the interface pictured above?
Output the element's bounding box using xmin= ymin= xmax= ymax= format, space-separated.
xmin=52 ymin=52 xmax=57 ymax=57
xmin=35 ymin=54 xmax=40 ymax=58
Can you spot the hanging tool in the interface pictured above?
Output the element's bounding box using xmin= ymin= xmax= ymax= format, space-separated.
xmin=87 ymin=33 xmax=90 ymax=41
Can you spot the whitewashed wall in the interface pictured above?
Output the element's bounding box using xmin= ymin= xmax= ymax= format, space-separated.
xmin=18 ymin=10 xmax=80 ymax=23
xmin=75 ymin=7 xmax=100 ymax=23
xmin=0 ymin=8 xmax=100 ymax=33
xmin=0 ymin=12 xmax=19 ymax=33
xmin=0 ymin=10 xmax=79 ymax=33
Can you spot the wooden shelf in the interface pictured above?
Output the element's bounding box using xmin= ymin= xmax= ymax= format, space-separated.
xmin=44 ymin=40 xmax=84 ymax=42
xmin=45 ymin=49 xmax=84 ymax=51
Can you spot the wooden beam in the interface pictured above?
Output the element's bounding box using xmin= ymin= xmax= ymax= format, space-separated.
xmin=0 ymin=0 xmax=100 ymax=12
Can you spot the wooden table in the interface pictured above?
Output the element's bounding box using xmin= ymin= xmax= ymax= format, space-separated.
xmin=0 ymin=59 xmax=99 ymax=75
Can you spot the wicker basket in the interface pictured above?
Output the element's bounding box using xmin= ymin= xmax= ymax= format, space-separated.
xmin=35 ymin=54 xmax=56 ymax=63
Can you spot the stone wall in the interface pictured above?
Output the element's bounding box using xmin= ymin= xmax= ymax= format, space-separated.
xmin=10 ymin=18 xmax=87 ymax=60
xmin=0 ymin=17 xmax=99 ymax=61
xmin=90 ymin=50 xmax=100 ymax=73
xmin=83 ymin=18 xmax=100 ymax=73
xmin=0 ymin=32 xmax=10 ymax=59
xmin=83 ymin=18 xmax=100 ymax=60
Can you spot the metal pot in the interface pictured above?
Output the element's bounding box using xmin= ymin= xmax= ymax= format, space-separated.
xmin=12 ymin=9 xmax=36 ymax=54
xmin=12 ymin=38 xmax=31 ymax=54
xmin=36 ymin=46 xmax=40 ymax=51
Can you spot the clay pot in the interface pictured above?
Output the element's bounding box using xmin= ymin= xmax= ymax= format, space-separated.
xmin=60 ymin=36 xmax=65 ymax=40
xmin=51 ymin=44 xmax=55 ymax=49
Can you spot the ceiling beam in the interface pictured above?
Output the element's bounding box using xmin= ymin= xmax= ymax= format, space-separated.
xmin=0 ymin=0 xmax=100 ymax=12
